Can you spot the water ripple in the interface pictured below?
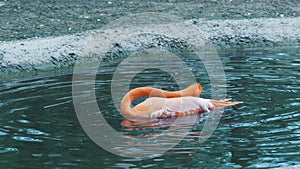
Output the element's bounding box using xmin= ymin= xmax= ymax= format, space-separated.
xmin=0 ymin=47 xmax=299 ymax=168
xmin=0 ymin=147 xmax=18 ymax=154
xmin=12 ymin=136 xmax=43 ymax=143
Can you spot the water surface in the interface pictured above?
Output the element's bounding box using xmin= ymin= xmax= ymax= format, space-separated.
xmin=0 ymin=47 xmax=299 ymax=168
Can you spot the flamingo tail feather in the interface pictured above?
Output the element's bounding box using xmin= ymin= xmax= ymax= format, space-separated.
xmin=211 ymin=99 xmax=243 ymax=110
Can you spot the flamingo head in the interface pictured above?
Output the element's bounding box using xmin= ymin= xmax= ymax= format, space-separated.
xmin=181 ymin=83 xmax=203 ymax=97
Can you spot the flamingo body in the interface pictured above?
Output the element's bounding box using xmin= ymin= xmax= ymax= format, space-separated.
xmin=134 ymin=97 xmax=213 ymax=119
xmin=120 ymin=84 xmax=242 ymax=119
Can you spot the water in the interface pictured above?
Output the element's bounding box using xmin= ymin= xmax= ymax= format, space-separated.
xmin=0 ymin=47 xmax=299 ymax=168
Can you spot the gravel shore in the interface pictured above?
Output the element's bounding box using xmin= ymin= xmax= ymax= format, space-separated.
xmin=0 ymin=16 xmax=299 ymax=73
xmin=1 ymin=0 xmax=300 ymax=74
xmin=1 ymin=0 xmax=299 ymax=41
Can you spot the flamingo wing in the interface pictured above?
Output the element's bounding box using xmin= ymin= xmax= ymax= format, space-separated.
xmin=150 ymin=97 xmax=213 ymax=119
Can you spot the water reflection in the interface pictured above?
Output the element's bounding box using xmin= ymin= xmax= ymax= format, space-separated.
xmin=119 ymin=113 xmax=217 ymax=156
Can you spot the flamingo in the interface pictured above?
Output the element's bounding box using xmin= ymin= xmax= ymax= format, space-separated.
xmin=120 ymin=83 xmax=242 ymax=119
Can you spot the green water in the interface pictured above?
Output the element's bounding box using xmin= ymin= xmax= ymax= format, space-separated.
xmin=0 ymin=47 xmax=299 ymax=168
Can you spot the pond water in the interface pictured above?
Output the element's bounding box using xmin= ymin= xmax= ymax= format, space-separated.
xmin=0 ymin=47 xmax=299 ymax=168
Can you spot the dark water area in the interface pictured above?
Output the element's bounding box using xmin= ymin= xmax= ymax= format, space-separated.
xmin=0 ymin=47 xmax=299 ymax=168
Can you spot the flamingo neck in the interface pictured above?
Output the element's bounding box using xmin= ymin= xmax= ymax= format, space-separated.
xmin=120 ymin=84 xmax=202 ymax=118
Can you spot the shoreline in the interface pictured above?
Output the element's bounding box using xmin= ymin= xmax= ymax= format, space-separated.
xmin=0 ymin=17 xmax=299 ymax=74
